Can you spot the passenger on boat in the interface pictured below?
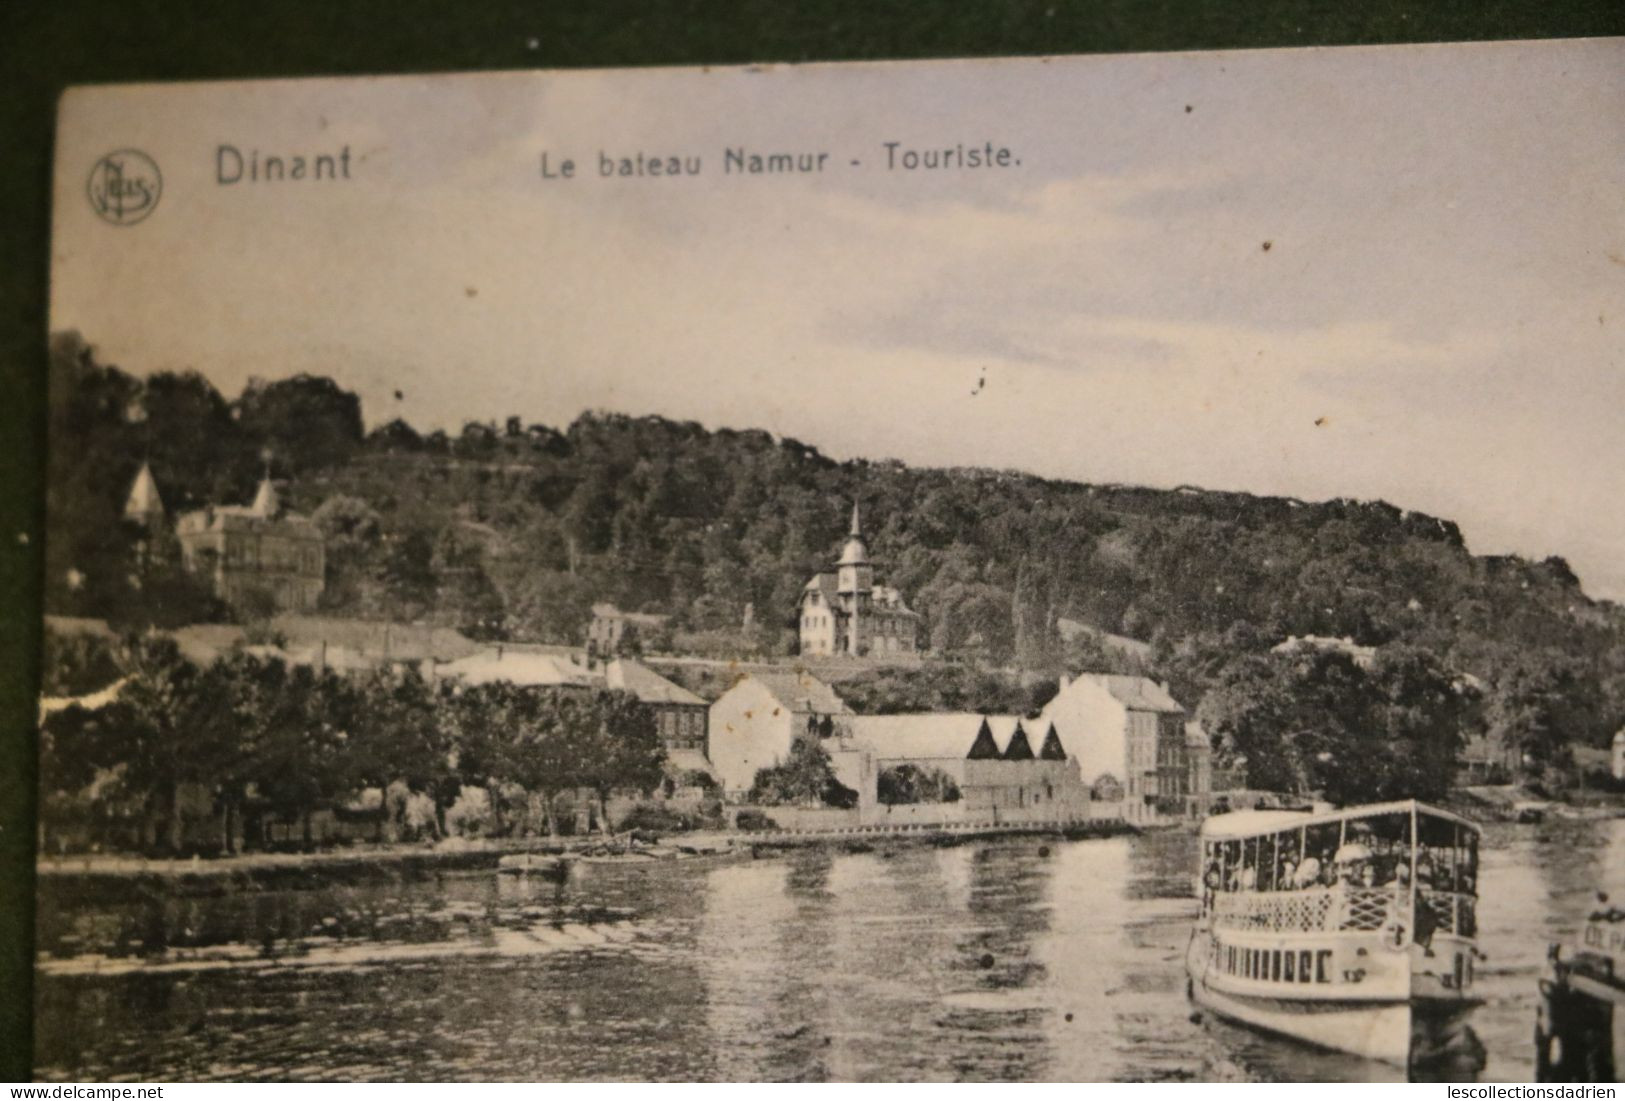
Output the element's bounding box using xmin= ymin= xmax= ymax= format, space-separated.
xmin=1292 ymin=855 xmax=1322 ymax=888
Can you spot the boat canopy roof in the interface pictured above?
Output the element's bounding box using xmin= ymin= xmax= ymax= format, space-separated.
xmin=1199 ymin=799 xmax=1479 ymax=842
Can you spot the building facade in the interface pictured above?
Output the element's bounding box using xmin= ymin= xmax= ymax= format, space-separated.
xmin=586 ymin=603 xmax=671 ymax=656
xmin=844 ymin=712 xmax=1088 ymax=820
xmin=604 ymin=658 xmax=708 ymax=755
xmin=1038 ymin=673 xmax=1209 ymax=822
xmin=707 ymin=671 xmax=854 ymax=796
xmin=175 ymin=475 xmax=325 ymax=613
xmin=125 ymin=463 xmax=327 ymax=615
xmin=798 ymin=504 xmax=921 ymax=658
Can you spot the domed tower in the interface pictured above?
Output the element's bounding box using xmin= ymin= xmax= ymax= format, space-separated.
xmin=836 ymin=502 xmax=874 ymax=654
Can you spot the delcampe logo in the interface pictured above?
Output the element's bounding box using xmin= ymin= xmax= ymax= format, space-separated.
xmin=87 ymin=149 xmax=162 ymax=225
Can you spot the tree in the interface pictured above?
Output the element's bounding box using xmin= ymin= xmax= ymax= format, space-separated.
xmin=94 ymin=636 xmax=223 ymax=852
xmin=748 ymin=737 xmax=859 ymax=808
xmin=1198 ymin=645 xmax=1473 ymax=804
xmin=351 ymin=666 xmax=450 ymax=840
xmin=575 ymin=690 xmax=665 ymax=833
xmin=877 ymin=763 xmax=961 ymax=805
xmin=498 ymin=690 xmax=584 ymax=836
xmin=1486 ymin=657 xmax=1605 ymax=783
xmin=237 ymin=374 xmax=363 ymax=473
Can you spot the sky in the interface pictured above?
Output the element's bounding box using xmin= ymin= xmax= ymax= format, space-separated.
xmin=49 ymin=39 xmax=1625 ymax=598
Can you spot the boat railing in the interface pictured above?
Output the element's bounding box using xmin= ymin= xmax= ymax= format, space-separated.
xmin=1418 ymin=887 xmax=1476 ymax=938
xmin=1211 ymin=884 xmax=1476 ymax=938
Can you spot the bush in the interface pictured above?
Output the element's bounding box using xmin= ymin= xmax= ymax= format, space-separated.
xmin=618 ymin=801 xmax=695 ymax=834
xmin=735 ymin=809 xmax=779 ymax=832
xmin=748 ymin=738 xmax=859 ymax=808
xmin=445 ymin=786 xmax=492 ymax=837
xmin=878 ymin=763 xmax=962 ymax=805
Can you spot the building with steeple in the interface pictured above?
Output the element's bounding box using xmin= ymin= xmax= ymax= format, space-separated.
xmin=798 ymin=503 xmax=921 ymax=658
xmin=171 ymin=466 xmax=325 ymax=613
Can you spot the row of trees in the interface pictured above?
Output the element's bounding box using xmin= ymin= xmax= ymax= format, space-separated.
xmin=40 ymin=635 xmax=665 ymax=855
xmin=1198 ymin=645 xmax=1475 ymax=803
xmin=44 ymin=332 xmax=1625 ymax=798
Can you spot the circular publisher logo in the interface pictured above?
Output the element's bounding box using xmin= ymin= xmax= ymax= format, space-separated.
xmin=87 ymin=149 xmax=162 ymax=225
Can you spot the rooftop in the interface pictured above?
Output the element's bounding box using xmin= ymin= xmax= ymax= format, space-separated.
xmin=1070 ymin=673 xmax=1184 ymax=714
xmin=605 ymin=658 xmax=706 ymax=706
xmin=847 ymin=713 xmax=1033 ymax=762
xmin=744 ymin=671 xmax=852 ymax=715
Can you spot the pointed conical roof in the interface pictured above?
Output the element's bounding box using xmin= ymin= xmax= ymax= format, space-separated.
xmin=838 ymin=501 xmax=870 ymax=567
xmin=123 ymin=462 xmax=165 ymax=522
xmin=1038 ymin=722 xmax=1068 ymax=761
xmin=1002 ymin=721 xmax=1035 ymax=761
xmin=250 ymin=475 xmax=280 ymax=517
xmin=966 ymin=718 xmax=1002 ymax=760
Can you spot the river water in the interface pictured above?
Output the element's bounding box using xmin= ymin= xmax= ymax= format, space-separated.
xmin=33 ymin=818 xmax=1624 ymax=1082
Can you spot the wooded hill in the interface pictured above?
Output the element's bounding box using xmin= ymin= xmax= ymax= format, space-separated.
xmin=44 ymin=330 xmax=1625 ymax=752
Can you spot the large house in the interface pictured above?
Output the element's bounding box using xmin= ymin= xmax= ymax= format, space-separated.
xmin=798 ymin=504 xmax=921 ymax=658
xmin=1038 ymin=673 xmax=1211 ymax=821
xmin=707 ymin=671 xmax=854 ymax=795
xmin=150 ymin=465 xmax=326 ymax=614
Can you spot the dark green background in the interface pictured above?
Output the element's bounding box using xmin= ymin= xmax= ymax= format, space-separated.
xmin=3 ymin=0 xmax=1620 ymax=1082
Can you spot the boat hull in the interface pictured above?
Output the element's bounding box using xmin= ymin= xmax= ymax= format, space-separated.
xmin=1186 ymin=932 xmax=1477 ymax=1068
xmin=1189 ymin=967 xmax=1412 ymax=1064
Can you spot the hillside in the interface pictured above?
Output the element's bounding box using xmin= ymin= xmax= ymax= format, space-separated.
xmin=43 ymin=330 xmax=1625 ymax=751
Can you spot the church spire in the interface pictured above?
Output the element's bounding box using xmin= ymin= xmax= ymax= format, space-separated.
xmin=850 ymin=500 xmax=862 ymax=537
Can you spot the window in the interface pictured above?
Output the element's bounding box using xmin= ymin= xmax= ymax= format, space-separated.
xmin=1283 ymin=952 xmax=1295 ymax=982
xmin=1299 ymin=951 xmax=1313 ymax=984
xmin=1271 ymin=951 xmax=1282 ymax=982
xmin=1316 ymin=950 xmax=1332 ymax=983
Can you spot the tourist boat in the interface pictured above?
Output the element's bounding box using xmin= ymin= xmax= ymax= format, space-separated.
xmin=1185 ymin=800 xmax=1483 ymax=1069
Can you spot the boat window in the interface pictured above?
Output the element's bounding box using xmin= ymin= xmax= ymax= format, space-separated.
xmin=1316 ymin=950 xmax=1332 ymax=983
xmin=1298 ymin=950 xmax=1313 ymax=983
xmin=1259 ymin=833 xmax=1277 ymax=892
xmin=1340 ymin=812 xmax=1410 ymax=888
xmin=1271 ymin=950 xmax=1282 ymax=982
xmin=1241 ymin=838 xmax=1259 ymax=890
xmin=1272 ymin=830 xmax=1301 ymax=891
xmin=1455 ymin=828 xmax=1478 ymax=895
xmin=1416 ymin=813 xmax=1458 ymax=891
xmin=1283 ymin=951 xmax=1295 ymax=982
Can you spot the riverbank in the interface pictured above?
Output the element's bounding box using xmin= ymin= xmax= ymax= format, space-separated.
xmin=35 ymin=819 xmax=1136 ymax=898
xmin=1447 ymin=785 xmax=1625 ymax=823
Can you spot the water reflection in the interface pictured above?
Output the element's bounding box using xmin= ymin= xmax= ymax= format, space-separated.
xmin=33 ymin=819 xmax=1625 ymax=1081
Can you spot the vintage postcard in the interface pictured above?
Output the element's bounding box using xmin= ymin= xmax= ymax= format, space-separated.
xmin=36 ymin=38 xmax=1625 ymax=1083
